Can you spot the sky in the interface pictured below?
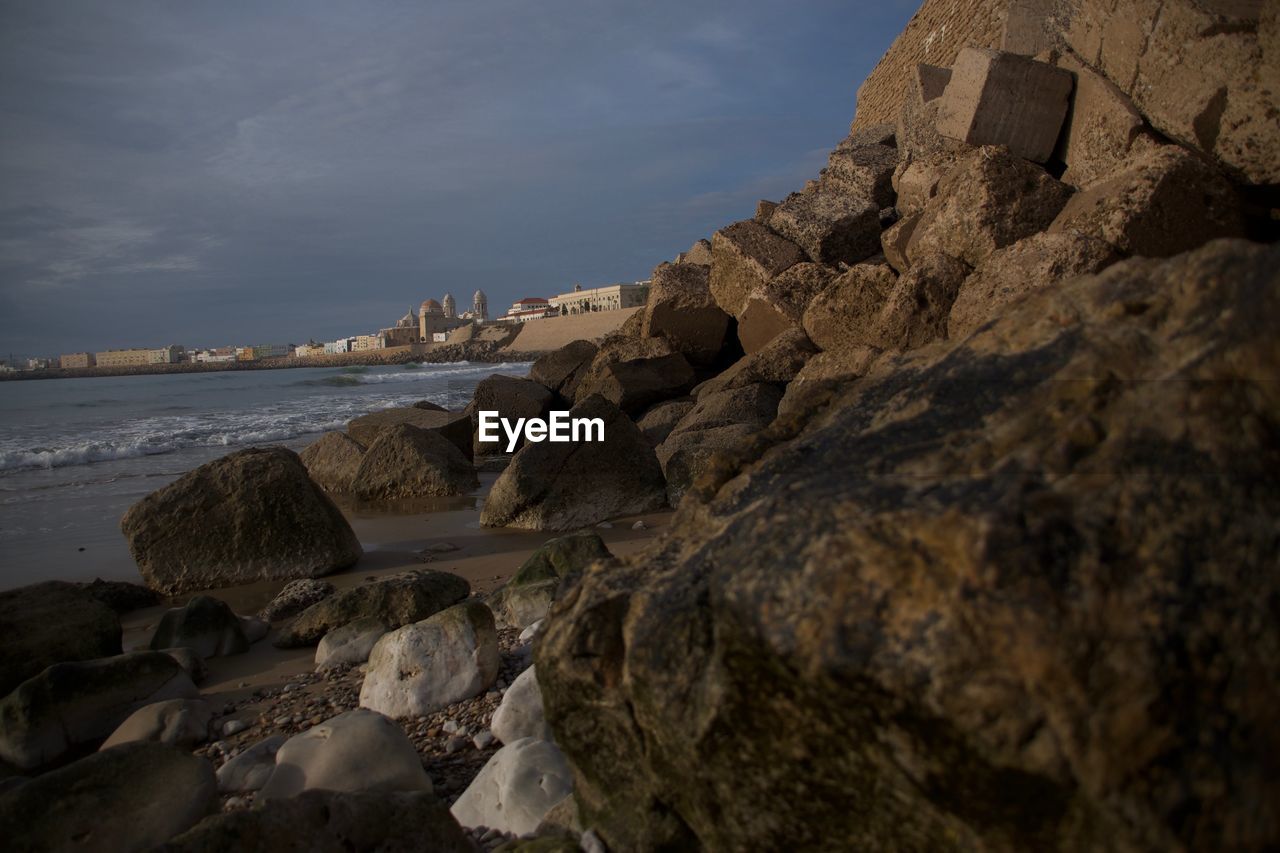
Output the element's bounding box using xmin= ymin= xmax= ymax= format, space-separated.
xmin=0 ymin=0 xmax=917 ymax=357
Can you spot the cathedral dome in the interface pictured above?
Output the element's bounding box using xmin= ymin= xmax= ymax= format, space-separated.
xmin=420 ymin=299 xmax=443 ymax=316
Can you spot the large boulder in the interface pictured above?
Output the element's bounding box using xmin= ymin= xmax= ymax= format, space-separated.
xmin=709 ymin=220 xmax=806 ymax=317
xmin=467 ymin=374 xmax=555 ymax=456
xmin=159 ymin=790 xmax=472 ymax=853
xmin=818 ymin=139 xmax=897 ymax=206
xmin=863 ymin=252 xmax=971 ymax=351
xmin=149 ymin=595 xmax=249 ymax=658
xmin=216 ymin=734 xmax=285 ymax=794
xmin=359 ymin=602 xmax=500 ymax=718
xmin=450 ymin=738 xmax=574 ymax=836
xmin=258 ymin=709 xmax=433 ymax=799
xmin=536 ymin=240 xmax=1280 ymax=851
xmin=675 ymin=238 xmax=713 ymax=266
xmin=529 ymin=340 xmax=598 ymax=401
xmin=490 ymin=533 xmax=614 ymax=629
xmin=573 ymin=338 xmax=696 ymax=416
xmin=350 ymin=424 xmax=478 ymax=499
xmin=639 ymin=262 xmax=731 ymax=365
xmin=347 ymin=407 xmax=473 ymax=460
xmin=121 ymin=447 xmax=362 ymax=595
xmin=0 ymin=581 xmax=121 ymax=697
xmin=491 ymin=667 xmax=553 ymax=745
xmin=274 ymin=570 xmax=469 ymax=648
xmin=1048 ymin=144 xmax=1244 ymax=258
xmin=693 ymin=328 xmax=818 ymax=399
xmin=801 ymin=262 xmax=899 ymax=352
xmin=0 ymin=651 xmax=200 ymax=769
xmin=766 ymin=186 xmax=881 ymax=267
xmin=481 ymin=395 xmax=667 ymax=531
xmin=635 ymin=398 xmax=696 ymax=447
xmin=100 ymin=698 xmax=212 ymax=750
xmin=0 ymin=742 xmax=217 ymax=853
xmin=1050 ymin=52 xmax=1151 ymax=189
xmin=315 ymin=616 xmax=388 ymax=670
xmin=75 ymin=578 xmax=160 ymax=614
xmin=258 ymin=578 xmax=335 ymax=622
xmin=299 ymin=432 xmax=366 ymax=493
xmin=948 ymin=231 xmax=1121 ymax=340
xmin=776 ymin=345 xmax=885 ymax=420
xmin=735 ymin=262 xmax=835 ymax=355
xmin=907 ymin=146 xmax=1073 ymax=268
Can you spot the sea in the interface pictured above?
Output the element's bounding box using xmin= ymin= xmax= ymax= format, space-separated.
xmin=0 ymin=361 xmax=527 ymax=591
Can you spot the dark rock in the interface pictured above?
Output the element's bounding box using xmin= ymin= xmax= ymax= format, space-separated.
xmin=299 ymin=431 xmax=366 ymax=492
xmin=466 ymin=375 xmax=555 ymax=457
xmin=529 ymin=340 xmax=598 ymax=401
xmin=801 ymin=262 xmax=899 ymax=352
xmin=258 ymin=578 xmax=336 ymax=622
xmin=573 ymin=338 xmax=696 ymax=417
xmin=694 ymin=328 xmax=818 ymax=399
xmin=412 ymin=399 xmax=447 ymax=411
xmin=351 ymin=424 xmax=479 ymax=499
xmin=75 ymin=578 xmax=160 ymax=614
xmin=149 ymin=595 xmax=249 ymax=658
xmin=640 ymin=262 xmax=731 ymax=366
xmin=767 ymin=185 xmax=882 ymax=266
xmin=491 ymin=533 xmax=614 ymax=628
xmin=0 ymin=581 xmax=121 ymax=697
xmin=347 ymin=407 xmax=473 ymax=460
xmin=819 ymin=140 xmax=897 ymax=206
xmin=736 ymin=262 xmax=836 ymax=355
xmin=635 ymin=399 xmax=696 ymax=447
xmin=709 ymin=220 xmax=807 ymax=317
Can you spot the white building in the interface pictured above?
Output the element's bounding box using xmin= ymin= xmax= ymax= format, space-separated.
xmin=550 ymin=281 xmax=650 ymax=315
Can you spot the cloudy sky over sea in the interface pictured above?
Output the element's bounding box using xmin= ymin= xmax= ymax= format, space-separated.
xmin=0 ymin=0 xmax=915 ymax=356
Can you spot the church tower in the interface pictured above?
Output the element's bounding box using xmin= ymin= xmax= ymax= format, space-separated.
xmin=473 ymin=289 xmax=488 ymax=321
xmin=442 ymin=293 xmax=457 ymax=319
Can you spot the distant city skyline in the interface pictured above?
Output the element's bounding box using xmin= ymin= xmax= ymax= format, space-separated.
xmin=0 ymin=0 xmax=918 ymax=356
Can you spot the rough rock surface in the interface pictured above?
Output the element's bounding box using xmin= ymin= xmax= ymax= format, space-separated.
xmin=468 ymin=375 xmax=555 ymax=456
xmin=0 ymin=651 xmax=200 ymax=769
xmin=450 ymin=737 xmax=574 ymax=836
xmin=274 ymin=570 xmax=470 ymax=648
xmin=216 ymin=734 xmax=285 ymax=794
xmin=351 ymin=423 xmax=479 ymax=499
xmin=149 ymin=595 xmax=250 ymax=658
xmin=1051 ymin=51 xmax=1149 ymax=188
xmin=158 ymin=790 xmax=473 ymax=853
xmin=76 ymin=578 xmax=160 ymax=614
xmin=347 ymin=407 xmax=473 ymax=459
xmin=907 ymin=146 xmax=1073 ymax=267
xmin=0 ymin=742 xmax=217 ymax=853
xmin=537 ymin=240 xmax=1280 ymax=851
xmin=1048 ymin=144 xmax=1244 ymax=258
xmin=676 ymin=238 xmax=713 ymax=266
xmin=767 ymin=186 xmax=882 ymax=267
xmin=709 ymin=220 xmax=806 ymax=317
xmin=299 ymin=431 xmax=366 ymax=492
xmin=529 ymin=340 xmax=598 ymax=401
xmin=315 ymin=616 xmax=388 ymax=670
xmin=573 ymin=338 xmax=697 ymax=416
xmin=258 ymin=579 xmax=336 ymax=622
xmin=635 ymin=399 xmax=696 ymax=447
xmin=735 ymin=262 xmax=835 ymax=355
xmin=801 ymin=263 xmax=899 ymax=352
xmin=490 ymin=533 xmax=614 ymax=629
xmin=639 ymin=262 xmax=731 ymax=365
xmin=819 ymin=140 xmax=897 ymax=206
xmin=100 ymin=698 xmax=212 ymax=750
xmin=776 ymin=345 xmax=884 ymax=420
xmin=259 ymin=708 xmax=434 ymax=798
xmin=867 ymin=252 xmax=970 ymax=350
xmin=0 ymin=581 xmax=122 ymax=696
xmin=949 ymin=231 xmax=1120 ymax=340
xmin=481 ymin=395 xmax=667 ymax=531
xmin=121 ymin=447 xmax=362 ymax=595
xmin=695 ymin=329 xmax=818 ymax=399
xmin=491 ymin=667 xmax=552 ymax=745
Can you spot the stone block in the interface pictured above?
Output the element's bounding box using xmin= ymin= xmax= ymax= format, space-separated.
xmin=736 ymin=263 xmax=835 ymax=354
xmin=881 ymin=212 xmax=921 ymax=273
xmin=820 ymin=142 xmax=898 ymax=207
xmin=1052 ymin=53 xmax=1149 ymax=188
xmin=767 ymin=187 xmax=881 ymax=267
xmin=709 ymin=220 xmax=806 ymax=317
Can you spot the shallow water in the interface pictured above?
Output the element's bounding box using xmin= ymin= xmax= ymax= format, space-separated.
xmin=0 ymin=361 xmax=530 ymax=591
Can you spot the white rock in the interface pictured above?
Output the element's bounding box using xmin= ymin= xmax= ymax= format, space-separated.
xmin=595 ymin=522 xmax=613 ymax=529
xmin=450 ymin=738 xmax=573 ymax=835
xmin=359 ymin=602 xmax=499 ymax=718
xmin=473 ymin=730 xmax=495 ymax=749
xmin=443 ymin=720 xmax=460 ymax=735
xmin=99 ymin=698 xmax=212 ymax=750
xmin=216 ymin=734 xmax=286 ymax=793
xmin=239 ymin=615 xmax=270 ymax=644
xmin=631 ymin=520 xmax=646 ymax=530
xmin=258 ymin=709 xmax=432 ymax=799
xmin=222 ymin=719 xmax=249 ymax=737
xmin=517 ymin=620 xmax=545 ymax=644
xmin=315 ymin=617 xmax=388 ymax=670
xmin=491 ymin=667 xmax=552 ymax=745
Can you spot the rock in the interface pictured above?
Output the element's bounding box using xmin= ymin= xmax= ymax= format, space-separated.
xmin=0 ymin=651 xmax=200 ymax=770
xmin=695 ymin=328 xmax=818 ymax=398
xmin=536 ymin=239 xmax=1280 ymax=851
xmin=158 ymin=789 xmax=473 ymax=853
xmin=274 ymin=570 xmax=469 ymax=648
xmin=880 ymin=212 xmax=920 ymax=272
xmin=75 ymin=578 xmax=160 ymax=614
xmin=240 ymin=615 xmax=269 ymax=644
xmin=121 ymin=447 xmax=362 ymax=596
xmin=299 ymin=432 xmax=367 ymax=493
xmin=573 ymin=337 xmax=697 ymax=416
xmin=347 ymin=407 xmax=473 ymax=460
xmin=216 ymin=735 xmax=285 ymax=793
xmin=411 ymin=399 xmax=447 ymax=411
xmin=158 ymin=647 xmax=207 ymax=685
xmin=1050 ymin=52 xmax=1149 ymax=188
xmin=529 ymin=340 xmax=598 ymax=401
xmin=468 ymin=375 xmax=555 ymax=456
xmin=767 ymin=186 xmax=881 ymax=266
xmin=819 ymin=140 xmax=897 ymax=206
xmin=315 ymin=617 xmax=388 ymax=670
xmin=259 ymin=709 xmax=433 ymax=798
xmin=949 ymin=231 xmax=1121 ymax=340
xmin=913 ymin=63 xmax=951 ymax=104
xmin=736 ymin=262 xmax=836 ymax=354
xmin=481 ymin=395 xmax=668 ymax=531
xmin=708 ymin=220 xmax=806 ymax=317
xmin=865 ymin=252 xmax=971 ymax=351
xmin=221 ymin=719 xmax=247 ymax=736
xmin=801 ymin=263 xmax=899 ymax=352
xmin=676 ymin=238 xmax=713 ymax=266
xmin=491 ymin=668 xmax=552 ymax=745
xmin=631 ymin=520 xmax=647 ymax=531
xmin=0 ymin=580 xmax=122 ymax=697
xmin=776 ymin=345 xmax=884 ymax=420
xmin=639 ymin=262 xmax=731 ymax=365
xmin=1063 ymin=0 xmax=1278 ymax=185
xmin=473 ymin=730 xmax=495 ymax=749
xmin=1048 ymin=145 xmax=1244 ymax=258
xmin=907 ymin=146 xmax=1073 ymax=268
xmin=360 ymin=602 xmax=499 ymax=718
xmin=753 ymin=200 xmax=778 ymax=223
xmin=491 ymin=533 xmax=615 ymax=629
xmin=657 ymin=383 xmax=783 ymax=505
xmin=0 ymin=742 xmax=216 ymax=853
xmin=350 ymin=423 xmax=479 ymax=499
xmin=635 ymin=399 xmax=696 ymax=447
xmin=149 ymin=595 xmax=250 ymax=659
xmin=518 ymin=620 xmax=545 ymax=644
xmin=893 ymin=160 xmax=951 ymax=217
xmin=450 ymin=738 xmax=574 ymax=836
xmin=100 ymin=698 xmax=212 ymax=750
xmin=259 ymin=578 xmax=336 ymax=622
xmin=935 ymin=47 xmax=1074 ymax=163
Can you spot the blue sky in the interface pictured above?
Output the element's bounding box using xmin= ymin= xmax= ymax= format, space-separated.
xmin=0 ymin=0 xmax=917 ymax=355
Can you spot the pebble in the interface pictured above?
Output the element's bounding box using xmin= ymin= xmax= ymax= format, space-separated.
xmin=273 ymin=715 xmax=292 ymax=727
xmin=596 ymin=521 xmax=613 ymax=529
xmin=444 ymin=736 xmax=469 ymax=754
xmin=443 ymin=720 xmax=460 ymax=735
xmin=222 ymin=719 xmax=248 ymax=736
xmin=632 ymin=519 xmax=647 ymax=530
xmin=473 ymin=730 xmax=495 ymax=749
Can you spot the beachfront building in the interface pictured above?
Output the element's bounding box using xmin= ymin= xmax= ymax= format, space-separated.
xmin=499 ymin=297 xmax=558 ymax=323
xmin=324 ymin=338 xmax=354 ymax=355
xmin=416 ymin=299 xmax=470 ymax=342
xmin=60 ymin=352 xmax=95 ymax=369
xmin=294 ymin=343 xmax=325 ymax=358
xmin=195 ymin=347 xmax=236 ymax=363
xmin=551 ymin=281 xmax=650 ymax=315
xmin=351 ymin=334 xmax=384 ymax=352
xmin=96 ymin=345 xmax=184 ymax=367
